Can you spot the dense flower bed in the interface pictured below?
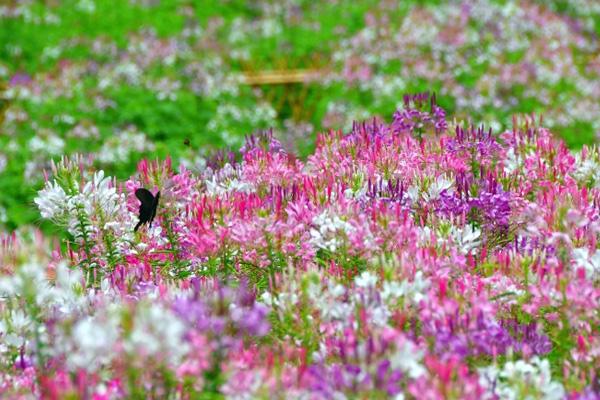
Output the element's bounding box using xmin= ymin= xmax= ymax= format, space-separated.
xmin=1 ymin=94 xmax=599 ymax=398
xmin=2 ymin=0 xmax=600 ymax=228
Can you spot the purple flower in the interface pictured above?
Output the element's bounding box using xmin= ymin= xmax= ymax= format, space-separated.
xmin=446 ymin=125 xmax=502 ymax=159
xmin=437 ymin=177 xmax=511 ymax=237
xmin=392 ymin=92 xmax=447 ymax=135
xmin=205 ymin=148 xmax=237 ymax=170
xmin=9 ymin=72 xmax=32 ymax=86
xmin=505 ymin=237 xmax=557 ymax=258
xmin=427 ymin=312 xmax=515 ymax=358
xmin=574 ymin=385 xmax=600 ymax=400
xmin=240 ymin=128 xmax=285 ymax=155
xmin=349 ymin=118 xmax=391 ymax=141
xmin=501 ymin=320 xmax=552 ymax=356
xmin=438 ymin=190 xmax=470 ymax=216
xmin=365 ymin=178 xmax=407 ymax=204
xmin=172 ymin=296 xmax=216 ymax=332
xmin=475 ymin=184 xmax=511 ymax=229
xmin=233 ymin=303 xmax=270 ymax=337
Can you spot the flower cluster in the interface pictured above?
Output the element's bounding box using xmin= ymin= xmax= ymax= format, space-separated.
xmin=2 ymin=0 xmax=600 ymax=230
xmin=0 ymin=99 xmax=598 ymax=397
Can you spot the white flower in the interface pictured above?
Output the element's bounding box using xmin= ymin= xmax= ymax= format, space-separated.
xmin=406 ymin=185 xmax=420 ymax=203
xmin=355 ymin=271 xmax=377 ymax=289
xmin=207 ymin=103 xmax=277 ymax=146
xmin=260 ymin=291 xmax=275 ymax=307
xmin=114 ymin=62 xmax=141 ymax=85
xmin=343 ymin=181 xmax=368 ymax=201
xmin=382 ymin=271 xmax=430 ymax=305
xmin=572 ymin=247 xmax=600 ymax=281
xmin=35 ymin=181 xmax=68 ymax=219
xmin=370 ymin=303 xmax=391 ymax=326
xmin=0 ymin=311 xmax=30 ymax=347
xmin=308 ymin=281 xmax=352 ymax=323
xmin=504 ymin=148 xmax=523 ymax=174
xmin=227 ymin=178 xmax=256 ymax=193
xmin=28 ymin=132 xmax=65 ymax=155
xmin=87 ymin=170 xmax=121 ymax=217
xmin=0 ymin=153 xmax=7 ymax=174
xmin=260 ymin=286 xmax=299 ymax=313
xmin=309 ymin=210 xmax=355 ymax=252
xmin=423 ymin=175 xmax=453 ymax=202
xmin=405 ymin=271 xmax=430 ymax=304
xmin=0 ymin=262 xmax=53 ymax=305
xmin=0 ymin=261 xmax=92 ymax=354
xmin=125 ymin=302 xmax=189 ymax=365
xmin=76 ymin=0 xmax=96 ymax=13
xmin=389 ymin=340 xmax=426 ymax=378
xmin=572 ymin=151 xmax=600 ymax=187
xmin=479 ymin=357 xmax=565 ymax=400
xmin=260 ymin=18 xmax=282 ymax=37
xmin=450 ymin=224 xmax=482 ymax=254
xmin=382 ymin=281 xmax=404 ymax=300
xmin=311 ymin=341 xmax=328 ymax=363
xmin=36 ymin=169 xmax=128 ymax=242
xmin=97 ymin=127 xmax=155 ymax=164
xmin=204 ymin=163 xmax=256 ymax=196
xmin=67 ymin=314 xmax=119 ymax=371
xmin=415 ymin=226 xmax=433 ymax=246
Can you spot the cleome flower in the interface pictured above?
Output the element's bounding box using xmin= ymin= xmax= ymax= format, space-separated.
xmin=6 ymin=97 xmax=600 ymax=398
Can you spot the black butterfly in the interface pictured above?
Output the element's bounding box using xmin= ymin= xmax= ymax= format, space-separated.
xmin=134 ymin=188 xmax=160 ymax=232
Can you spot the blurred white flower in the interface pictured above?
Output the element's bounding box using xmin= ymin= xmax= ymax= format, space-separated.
xmin=308 ymin=280 xmax=353 ymax=323
xmin=355 ymin=271 xmax=378 ymax=289
xmin=0 ymin=153 xmax=7 ymax=173
xmin=389 ymin=340 xmax=426 ymax=378
xmin=67 ymin=313 xmax=119 ymax=371
xmin=205 ymin=176 xmax=255 ymax=197
xmin=479 ymin=357 xmax=565 ymax=400
xmin=0 ymin=310 xmax=30 ymax=347
xmin=572 ymin=151 xmax=600 ymax=188
xmin=97 ymin=127 xmax=155 ymax=165
xmin=113 ymin=62 xmax=141 ymax=85
xmin=125 ymin=302 xmax=189 ymax=365
xmin=207 ymin=103 xmax=277 ymax=147
xmin=406 ymin=185 xmax=420 ymax=204
xmin=504 ymin=148 xmax=522 ymax=174
xmin=204 ymin=163 xmax=256 ymax=196
xmin=76 ymin=0 xmax=96 ymax=13
xmin=572 ymin=247 xmax=600 ymax=281
xmin=382 ymin=271 xmax=430 ymax=305
xmin=28 ymin=130 xmax=65 ymax=155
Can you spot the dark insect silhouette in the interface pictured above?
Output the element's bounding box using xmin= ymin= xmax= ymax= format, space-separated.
xmin=134 ymin=188 xmax=160 ymax=232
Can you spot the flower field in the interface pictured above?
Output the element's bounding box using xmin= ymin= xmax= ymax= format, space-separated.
xmin=2 ymin=1 xmax=600 ymax=399
xmin=3 ymin=0 xmax=600 ymax=229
